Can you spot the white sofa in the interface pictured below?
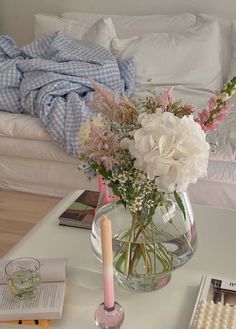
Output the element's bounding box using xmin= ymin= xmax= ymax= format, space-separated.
xmin=0 ymin=12 xmax=236 ymax=208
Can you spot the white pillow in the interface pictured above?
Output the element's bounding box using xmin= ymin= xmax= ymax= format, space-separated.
xmin=111 ymin=22 xmax=223 ymax=93
xmin=34 ymin=14 xmax=116 ymax=50
xmin=62 ymin=12 xmax=197 ymax=37
xmin=228 ymin=21 xmax=236 ymax=80
xmin=197 ymin=14 xmax=233 ymax=83
xmin=34 ymin=14 xmax=86 ymax=40
xmin=82 ymin=17 xmax=117 ymax=49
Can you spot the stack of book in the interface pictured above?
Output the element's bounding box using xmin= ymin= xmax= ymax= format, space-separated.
xmin=0 ymin=258 xmax=67 ymax=329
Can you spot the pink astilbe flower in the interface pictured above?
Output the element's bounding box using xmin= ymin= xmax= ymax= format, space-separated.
xmin=82 ymin=123 xmax=120 ymax=171
xmin=90 ymin=81 xmax=138 ymax=124
xmin=89 ymin=82 xmax=121 ymax=119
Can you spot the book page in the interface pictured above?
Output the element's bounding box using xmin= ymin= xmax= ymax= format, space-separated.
xmin=0 ymin=281 xmax=65 ymax=320
xmin=0 ymin=258 xmax=67 ymax=285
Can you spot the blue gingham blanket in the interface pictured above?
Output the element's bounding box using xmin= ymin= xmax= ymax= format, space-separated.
xmin=0 ymin=32 xmax=135 ymax=155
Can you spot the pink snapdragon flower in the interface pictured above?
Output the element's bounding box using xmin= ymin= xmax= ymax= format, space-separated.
xmin=214 ymin=103 xmax=233 ymax=121
xmin=196 ymin=93 xmax=234 ymax=133
xmin=196 ymin=109 xmax=216 ymax=132
xmin=208 ymin=96 xmax=218 ymax=111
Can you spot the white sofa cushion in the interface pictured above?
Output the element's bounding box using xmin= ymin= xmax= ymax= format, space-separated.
xmin=197 ymin=14 xmax=233 ymax=83
xmin=111 ymin=21 xmax=223 ymax=93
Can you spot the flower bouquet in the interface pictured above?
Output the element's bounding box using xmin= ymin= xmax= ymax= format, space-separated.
xmin=79 ymin=77 xmax=236 ymax=291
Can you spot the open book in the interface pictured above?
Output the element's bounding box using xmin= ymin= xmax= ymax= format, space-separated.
xmin=0 ymin=258 xmax=67 ymax=321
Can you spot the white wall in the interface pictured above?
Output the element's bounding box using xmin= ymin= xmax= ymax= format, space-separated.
xmin=0 ymin=0 xmax=236 ymax=46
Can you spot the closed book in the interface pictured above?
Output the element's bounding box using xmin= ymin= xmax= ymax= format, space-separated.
xmin=59 ymin=190 xmax=100 ymax=229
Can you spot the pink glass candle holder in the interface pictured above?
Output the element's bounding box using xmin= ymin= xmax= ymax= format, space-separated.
xmin=95 ymin=302 xmax=124 ymax=329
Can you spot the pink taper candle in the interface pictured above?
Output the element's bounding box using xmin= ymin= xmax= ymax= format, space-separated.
xmin=100 ymin=216 xmax=115 ymax=310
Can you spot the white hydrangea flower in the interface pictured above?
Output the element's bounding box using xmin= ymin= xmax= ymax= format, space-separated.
xmin=121 ymin=110 xmax=210 ymax=193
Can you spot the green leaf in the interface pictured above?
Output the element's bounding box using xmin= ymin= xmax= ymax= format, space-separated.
xmin=174 ymin=191 xmax=186 ymax=220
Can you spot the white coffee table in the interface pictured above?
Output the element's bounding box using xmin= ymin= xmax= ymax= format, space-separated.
xmin=3 ymin=190 xmax=236 ymax=329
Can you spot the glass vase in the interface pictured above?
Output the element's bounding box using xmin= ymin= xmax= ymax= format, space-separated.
xmin=91 ymin=192 xmax=197 ymax=292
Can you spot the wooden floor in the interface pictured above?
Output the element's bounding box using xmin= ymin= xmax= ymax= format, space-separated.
xmin=0 ymin=190 xmax=61 ymax=257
